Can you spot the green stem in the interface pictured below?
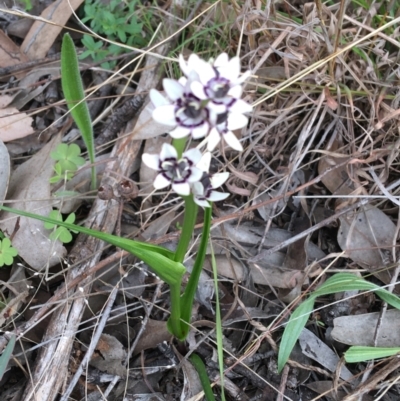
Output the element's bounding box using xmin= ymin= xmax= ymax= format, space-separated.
xmin=174 ymin=196 xmax=198 ymax=264
xmin=168 ymin=282 xmax=184 ymax=340
xmin=189 ymin=353 xmax=216 ymax=401
xmin=180 ymin=205 xmax=211 ymax=337
xmin=172 ymin=137 xmax=187 ymax=158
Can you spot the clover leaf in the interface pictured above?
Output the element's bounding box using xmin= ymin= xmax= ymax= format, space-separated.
xmin=51 ymin=143 xmax=85 ymax=172
xmin=0 ymin=238 xmax=18 ymax=267
xmin=44 ymin=211 xmax=78 ymax=243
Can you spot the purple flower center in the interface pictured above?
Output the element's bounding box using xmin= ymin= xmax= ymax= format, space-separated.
xmin=206 ymin=77 xmax=230 ymax=99
xmin=197 ymin=173 xmax=213 ymax=199
xmin=161 ymin=157 xmax=193 ymax=183
xmin=175 ymin=94 xmax=208 ymax=128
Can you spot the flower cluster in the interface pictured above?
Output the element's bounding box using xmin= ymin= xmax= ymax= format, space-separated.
xmin=142 ymin=53 xmax=251 ymax=207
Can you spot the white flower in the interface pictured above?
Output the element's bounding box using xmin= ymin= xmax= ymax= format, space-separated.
xmin=192 ymin=173 xmax=230 ymax=207
xmin=189 ymin=53 xmax=252 ymax=115
xmin=192 ymin=152 xmax=230 ymax=207
xmin=150 ymin=75 xmax=210 ymax=140
xmin=207 ymin=112 xmax=248 ymax=151
xmin=142 ymin=143 xmax=203 ymax=196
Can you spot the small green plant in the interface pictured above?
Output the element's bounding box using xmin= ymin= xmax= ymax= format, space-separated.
xmin=0 ymin=334 xmax=15 ymax=381
xmin=0 ymin=238 xmax=18 ymax=267
xmin=277 ymin=273 xmax=400 ymax=372
xmin=50 ymin=143 xmax=85 ymax=184
xmin=44 ymin=211 xmax=78 ymax=243
xmin=61 ymin=34 xmax=96 ymax=190
xmin=79 ymin=0 xmax=147 ymax=69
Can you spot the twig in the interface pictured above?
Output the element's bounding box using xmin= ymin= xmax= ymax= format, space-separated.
xmin=59 ymin=287 xmax=118 ymax=401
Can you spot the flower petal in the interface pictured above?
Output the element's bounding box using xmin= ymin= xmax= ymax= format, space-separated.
xmin=160 ymin=143 xmax=177 ymax=160
xmin=197 ymin=62 xmax=216 ymax=86
xmin=236 ymin=70 xmax=251 ymax=84
xmin=169 ymin=125 xmax=191 ymax=139
xmin=142 ymin=153 xmax=160 ymax=170
xmin=187 ymin=167 xmax=203 ymax=183
xmin=227 ymin=85 xmax=243 ymax=99
xmin=207 ymin=128 xmax=222 ymax=151
xmin=218 ymin=57 xmax=240 ymax=81
xmin=191 ymin=122 xmax=210 ymax=139
xmin=179 ymin=54 xmax=191 ymax=76
xmin=184 ymin=148 xmax=202 ymax=164
xmin=172 ymin=182 xmax=191 ymax=196
xmin=210 ymin=172 xmax=229 ymax=188
xmin=149 ymin=89 xmax=169 ymax=107
xmin=163 ymin=78 xmax=184 ymax=101
xmin=227 ymin=112 xmax=248 ymax=130
xmin=197 ymin=152 xmax=211 ymax=172
xmin=214 ymin=53 xmax=229 ymax=68
xmin=223 ymin=130 xmax=243 ymax=151
xmin=194 ymin=197 xmax=211 ymax=208
xmin=230 ymin=98 xmax=252 ymax=114
xmin=208 ymin=190 xmax=229 ymax=202
xmin=153 ymin=174 xmax=171 ymax=189
xmin=152 ymin=105 xmax=177 ymax=126
xmin=191 ymin=81 xmax=207 ymax=99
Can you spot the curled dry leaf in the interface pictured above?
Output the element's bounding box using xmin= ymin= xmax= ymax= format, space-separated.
xmin=332 ymin=309 xmax=400 ymax=347
xmin=132 ymin=319 xmax=171 ymax=355
xmin=89 ymin=333 xmax=127 ymax=378
xmin=0 ymin=134 xmax=66 ymax=270
xmin=337 ymin=206 xmax=397 ymax=285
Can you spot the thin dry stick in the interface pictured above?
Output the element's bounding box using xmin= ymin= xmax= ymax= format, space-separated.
xmin=343 ymin=356 xmax=400 ymax=401
xmin=102 ymin=282 xmax=164 ymax=398
xmin=59 ymin=287 xmax=118 ymax=401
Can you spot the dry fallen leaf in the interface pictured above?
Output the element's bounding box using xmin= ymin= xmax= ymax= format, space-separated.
xmin=332 ymin=310 xmax=400 ymax=347
xmin=89 ymin=333 xmax=127 ymax=378
xmin=21 ymin=0 xmax=85 ymax=60
xmin=0 ymin=107 xmax=34 ymax=142
xmin=299 ymin=328 xmax=354 ymax=381
xmin=0 ymin=134 xmax=66 ymax=270
xmin=318 ymin=139 xmax=355 ymax=196
xmin=337 ymin=205 xmax=397 ymax=285
xmin=0 ymin=29 xmax=29 ymax=70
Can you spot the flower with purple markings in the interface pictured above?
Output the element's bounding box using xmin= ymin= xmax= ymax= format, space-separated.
xmin=150 ymin=75 xmax=210 ymax=140
xmin=185 ymin=53 xmax=252 ymax=115
xmin=142 ymin=143 xmax=203 ymax=196
xmin=192 ymin=153 xmax=230 ymax=207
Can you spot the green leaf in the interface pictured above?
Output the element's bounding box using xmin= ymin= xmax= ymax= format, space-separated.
xmin=0 ymin=205 xmax=183 ymax=285
xmin=278 ymin=297 xmax=315 ymax=373
xmin=0 ymin=238 xmax=18 ymax=267
xmin=345 ymin=346 xmax=400 ymax=363
xmin=189 ymin=354 xmax=216 ymax=401
xmin=61 ymin=33 xmax=96 ymax=189
xmin=50 ymin=144 xmax=85 ymax=174
xmin=277 ymin=273 xmax=400 ymax=372
xmin=45 ymin=211 xmax=78 ymax=244
xmin=0 ymin=335 xmax=15 ymax=381
xmin=312 ymin=273 xmax=400 ymax=310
